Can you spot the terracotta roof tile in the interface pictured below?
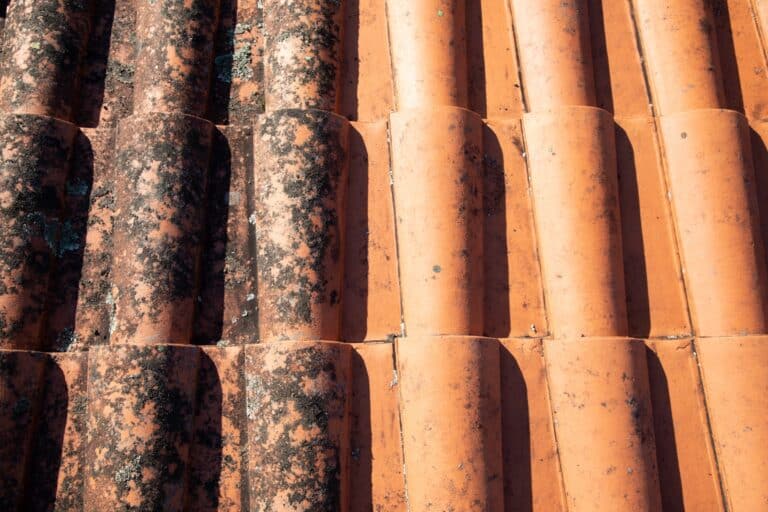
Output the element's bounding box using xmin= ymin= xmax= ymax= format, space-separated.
xmin=0 ymin=0 xmax=767 ymax=510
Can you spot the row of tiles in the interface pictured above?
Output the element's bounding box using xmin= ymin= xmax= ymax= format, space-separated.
xmin=2 ymin=0 xmax=768 ymax=350
xmin=4 ymin=105 xmax=768 ymax=349
xmin=2 ymin=0 xmax=768 ymax=124
xmin=0 ymin=1 xmax=767 ymax=511
xmin=2 ymin=335 xmax=766 ymax=511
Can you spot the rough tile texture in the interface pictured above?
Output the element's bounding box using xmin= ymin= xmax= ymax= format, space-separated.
xmin=84 ymin=344 xmax=200 ymax=511
xmin=111 ymin=113 xmax=212 ymax=345
xmin=0 ymin=115 xmax=75 ymax=350
xmin=245 ymin=341 xmax=351 ymax=511
xmin=254 ymin=109 xmax=349 ymax=342
xmin=0 ymin=0 xmax=767 ymax=510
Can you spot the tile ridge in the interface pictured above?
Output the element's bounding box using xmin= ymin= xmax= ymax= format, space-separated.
xmin=523 ymin=107 xmax=628 ymax=337
xmin=389 ymin=107 xmax=484 ymax=336
xmin=544 ymin=337 xmax=663 ymax=509
xmin=83 ymin=343 xmax=201 ymax=509
xmin=659 ymin=109 xmax=768 ymax=335
xmin=386 ymin=0 xmax=469 ymax=110
xmin=630 ymin=0 xmax=725 ymax=115
xmin=510 ymin=0 xmax=597 ymax=111
xmin=244 ymin=341 xmax=353 ymax=509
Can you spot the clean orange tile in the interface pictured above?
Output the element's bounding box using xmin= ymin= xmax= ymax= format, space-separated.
xmin=390 ymin=107 xmax=484 ymax=336
xmin=350 ymin=342 xmax=406 ymax=511
xmin=661 ymin=110 xmax=768 ymax=336
xmin=483 ymin=119 xmax=547 ymax=338
xmin=697 ymin=336 xmax=768 ymax=510
xmin=342 ymin=121 xmax=401 ymax=341
xmin=544 ymin=337 xmax=662 ymax=511
xmin=396 ymin=336 xmax=503 ymax=511
xmin=524 ymin=107 xmax=627 ymax=338
xmin=386 ymin=0 xmax=468 ymax=109
xmin=633 ymin=0 xmax=725 ymax=114
xmin=645 ymin=339 xmax=724 ymax=511
xmin=500 ymin=338 xmax=565 ymax=511
xmin=510 ymin=0 xmax=596 ymax=110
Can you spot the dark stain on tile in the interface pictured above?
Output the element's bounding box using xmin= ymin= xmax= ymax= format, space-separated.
xmin=71 ymin=128 xmax=117 ymax=347
xmin=111 ymin=113 xmax=212 ymax=344
xmin=0 ymin=0 xmax=95 ymax=120
xmin=24 ymin=352 xmax=88 ymax=511
xmin=84 ymin=344 xmax=200 ymax=511
xmin=264 ymin=0 xmax=344 ymax=111
xmin=97 ymin=0 xmax=136 ymax=125
xmin=0 ymin=349 xmax=46 ymax=509
xmin=254 ymin=109 xmax=349 ymax=341
xmin=194 ymin=126 xmax=258 ymax=346
xmin=75 ymin=0 xmax=117 ymax=127
xmin=209 ymin=0 xmax=264 ymax=124
xmin=0 ymin=115 xmax=75 ymax=350
xmin=133 ymin=0 xmax=220 ymax=117
xmin=245 ymin=342 xmax=351 ymax=511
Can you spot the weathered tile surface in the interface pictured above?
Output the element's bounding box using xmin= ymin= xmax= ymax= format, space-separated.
xmin=0 ymin=1 xmax=766 ymax=510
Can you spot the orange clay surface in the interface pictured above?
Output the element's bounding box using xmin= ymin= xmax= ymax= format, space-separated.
xmin=0 ymin=0 xmax=767 ymax=510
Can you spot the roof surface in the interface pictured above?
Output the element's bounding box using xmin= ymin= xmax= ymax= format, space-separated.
xmin=0 ymin=0 xmax=767 ymax=510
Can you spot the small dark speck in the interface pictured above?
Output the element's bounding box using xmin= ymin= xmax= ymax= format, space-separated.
xmin=681 ymin=132 xmax=687 ymax=139
xmin=432 ymin=265 xmax=442 ymax=273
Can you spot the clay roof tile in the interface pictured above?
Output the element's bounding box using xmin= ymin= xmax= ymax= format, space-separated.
xmin=0 ymin=0 xmax=766 ymax=510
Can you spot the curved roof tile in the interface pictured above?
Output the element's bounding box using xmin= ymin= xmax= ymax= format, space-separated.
xmin=0 ymin=0 xmax=766 ymax=510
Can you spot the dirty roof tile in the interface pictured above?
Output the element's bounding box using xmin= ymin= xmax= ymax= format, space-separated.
xmin=0 ymin=0 xmax=767 ymax=509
